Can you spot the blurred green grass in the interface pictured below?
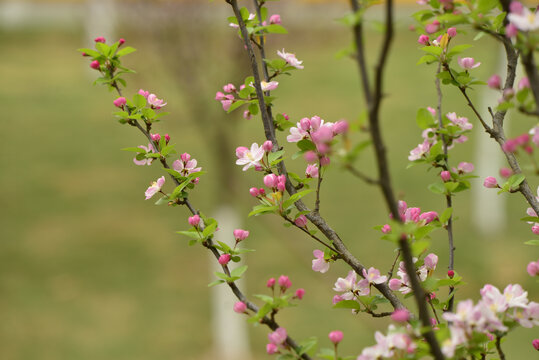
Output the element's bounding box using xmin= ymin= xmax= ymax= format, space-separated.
xmin=1 ymin=6 xmax=538 ymax=360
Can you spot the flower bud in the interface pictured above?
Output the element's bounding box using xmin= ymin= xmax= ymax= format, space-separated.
xmin=320 ymin=156 xmax=330 ymax=166
xmin=299 ymin=117 xmax=311 ymax=131
xmin=90 ymin=60 xmax=100 ymax=70
xmin=505 ymin=23 xmax=518 ymax=38
xmin=447 ymin=27 xmax=457 ymax=37
xmin=218 ymin=253 xmax=231 ymax=265
xmin=526 ymin=260 xmax=539 ymax=276
xmin=483 ymin=177 xmax=498 ymax=188
xmin=304 ymin=151 xmax=318 ymax=163
xmin=233 ymin=301 xmax=247 ymax=313
xmin=278 ymin=275 xmax=291 ymax=289
xmin=381 ymin=224 xmax=391 ymax=233
xmin=499 ymin=167 xmax=512 ymax=178
xmin=448 ymin=270 xmax=455 ymax=278
xmin=259 ymin=188 xmax=266 ymax=195
xmin=488 ymin=74 xmax=501 ymax=89
xmin=266 ymin=343 xmax=278 ymax=355
xmin=188 ymin=215 xmax=200 ymax=227
xmin=233 ymin=229 xmax=250 ymax=241
xmin=440 ymin=171 xmax=451 ymax=182
xmin=181 ymin=153 xmax=191 ymax=162
xmin=391 ymin=309 xmax=410 ymax=323
xmin=532 ymin=339 xmax=539 ymax=351
xmin=264 ymin=174 xmax=278 ymax=189
xmin=418 ymin=34 xmax=429 ymax=45
xmin=94 ymin=36 xmax=106 ymax=43
xmin=332 ymin=295 xmax=344 ymax=304
xmin=113 ymin=97 xmax=126 ymax=108
xmin=328 ymin=331 xmax=343 ymax=345
xmin=333 ymin=120 xmax=349 ymax=134
xmin=532 ymin=225 xmax=539 ymax=235
xmin=243 ymin=110 xmax=252 ymax=120
xmin=223 ymin=83 xmax=236 ymax=93
xmin=151 ymin=133 xmax=161 ymax=142
xmin=519 ymin=77 xmax=530 ymax=90
xmin=249 ymin=187 xmax=260 ymax=197
xmin=262 ymin=140 xmax=273 ymax=152
xmin=119 ymin=38 xmax=125 ymax=46
xmin=269 ymin=14 xmax=281 ymax=25
xmin=235 ymin=146 xmax=248 ymax=158
xmin=295 ymin=288 xmax=305 ymax=299
xmin=266 ymin=277 xmax=275 ymax=288
xmin=425 ymin=20 xmax=440 ymax=34
xmin=389 ymin=278 xmax=402 ymax=291
xmin=295 ymin=215 xmax=308 ymax=227
xmin=282 ymin=113 xmax=289 ymax=121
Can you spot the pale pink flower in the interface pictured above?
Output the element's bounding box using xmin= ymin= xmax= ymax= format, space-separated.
xmin=458 ymin=57 xmax=481 ymax=70
xmin=144 ymin=176 xmax=165 ymax=200
xmin=457 ymin=162 xmax=474 ymax=173
xmin=312 ymin=249 xmax=330 ymax=273
xmin=425 ymin=20 xmax=440 ymax=34
xmin=268 ymin=327 xmax=287 ymax=345
xmin=419 ymin=211 xmax=438 ymax=224
xmin=277 ymin=49 xmax=304 ymax=69
xmin=519 ymin=76 xmax=530 ymax=90
xmin=446 ymin=112 xmax=473 ymax=130
xmin=147 ymin=93 xmax=167 ymax=109
xmin=506 ymin=23 xmax=519 ymax=37
xmin=503 ymin=284 xmax=529 ymax=308
xmin=508 ymin=6 xmax=539 ymax=31
xmin=483 ymin=176 xmax=498 ymax=188
xmin=172 ymin=156 xmax=202 ymax=176
xmin=235 ymin=143 xmax=265 ymax=171
xmin=223 ymin=83 xmax=236 ymax=93
xmin=418 ymin=34 xmax=429 ymax=45
xmin=424 ymin=253 xmax=438 ymax=271
xmin=516 ymin=302 xmax=539 ymax=328
xmin=138 ymin=89 xmax=149 ymax=98
xmin=286 ymin=123 xmax=309 ymax=143
xmin=113 ymin=97 xmax=126 ymax=108
xmin=333 ymin=271 xmax=357 ymax=299
xmin=133 ymin=144 xmax=155 ymax=166
xmin=259 ymin=81 xmax=279 ymax=91
xmin=527 ymin=260 xmax=539 ymax=276
xmin=408 ymin=141 xmax=431 ymax=161
xmin=362 ymin=267 xmax=388 ymax=284
xmin=305 ymin=164 xmax=319 ymax=178
xmin=266 ymin=343 xmax=278 ymax=354
xmin=269 ymin=14 xmax=281 ymax=25
xmin=233 ymin=229 xmax=249 ymax=241
xmin=381 ymin=224 xmax=391 ymax=233
xmin=488 ymin=75 xmax=501 ymax=89
xmin=391 ymin=309 xmax=410 ymax=322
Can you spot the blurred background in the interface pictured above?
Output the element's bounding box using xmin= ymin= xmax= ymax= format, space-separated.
xmin=1 ymin=0 xmax=538 ymax=359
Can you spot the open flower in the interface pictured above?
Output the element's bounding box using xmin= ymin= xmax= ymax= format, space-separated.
xmin=235 ymin=143 xmax=265 ymax=171
xmin=312 ymin=249 xmax=330 ymax=273
xmin=458 ymin=57 xmax=481 ymax=70
xmin=172 ymin=153 xmax=202 ymax=176
xmin=145 ymin=176 xmax=165 ymax=200
xmin=277 ymin=49 xmax=304 ymax=69
xmin=133 ymin=143 xmax=155 ymax=166
xmin=147 ymin=93 xmax=167 ymax=109
xmin=362 ymin=267 xmax=388 ymax=284
xmin=508 ymin=6 xmax=539 ymax=31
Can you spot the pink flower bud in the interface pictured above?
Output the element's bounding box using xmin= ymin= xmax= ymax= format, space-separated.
xmin=427 ymin=106 xmax=436 ymax=116
xmin=304 ymin=151 xmax=318 ymax=163
xmin=488 ymin=74 xmax=501 ymax=89
xmin=223 ymin=83 xmax=236 ymax=93
xmin=277 ymin=181 xmax=286 ymax=192
xmin=519 ymin=77 xmax=530 ymax=90
xmin=264 ymin=174 xmax=278 ymax=188
xmin=526 ymin=260 xmax=539 ymax=276
xmin=266 ymin=343 xmax=278 ymax=354
xmin=218 ymin=253 xmax=231 ymax=265
xmin=188 ymin=214 xmax=200 ymax=227
xmin=430 ymin=318 xmax=437 ymax=326
xmin=282 ymin=113 xmax=289 ymax=121
xmin=267 ymin=277 xmax=275 ymax=288
xmin=320 ymin=156 xmax=330 ymax=166
xmin=305 ymin=164 xmax=319 ymax=178
xmin=118 ymin=38 xmax=125 ymax=46
xmin=113 ymin=97 xmax=126 ymax=108
xmin=90 ymin=60 xmax=100 ymax=70
xmin=259 ymin=188 xmax=266 ymax=195
xmin=510 ymin=1 xmax=524 ymax=14
xmin=278 ymin=275 xmax=291 ymax=289
xmin=295 ymin=215 xmax=308 ymax=227
xmin=440 ymin=170 xmax=451 ymax=181
xmin=503 ymin=138 xmax=518 ymax=152
xmin=418 ymin=34 xmax=429 ymax=45
xmin=249 ymin=187 xmax=260 ymax=197
xmin=381 ymin=224 xmax=391 ymax=233
xmin=457 ymin=162 xmax=474 ymax=173
xmin=192 ymin=177 xmax=200 ymax=185
xmin=419 ymin=211 xmax=438 ymax=224
xmin=181 ymin=153 xmax=191 ymax=162
xmin=138 ymin=89 xmax=149 ymax=98
xmin=483 ymin=176 xmax=498 ymax=188
xmin=82 ymin=52 xmax=88 ymax=57
xmin=391 ymin=309 xmax=410 ymax=323
xmin=151 ymin=133 xmax=161 ymax=142
xmin=164 ymin=134 xmax=171 ymax=143
xmin=425 ymin=20 xmax=440 ymax=34
xmin=328 ymin=330 xmax=343 ymax=344
xmin=333 ymin=120 xmax=349 ymax=134
xmin=215 ymin=91 xmax=226 ymax=101
xmin=94 ymin=36 xmax=106 ymax=43
xmin=221 ymin=100 xmax=232 ymax=111
xmin=525 ymin=145 xmax=534 ymax=154
xmin=389 ymin=278 xmax=402 ymax=291
xmin=532 ymin=225 xmax=539 ymax=235
xmin=269 ymin=14 xmax=281 ymax=24
xmin=262 ymin=140 xmax=273 ymax=152
xmin=254 ymin=165 xmax=264 ymax=171
xmin=233 ymin=229 xmax=250 ymax=241
xmin=243 ymin=110 xmax=252 ymax=120
xmin=300 ymin=117 xmax=311 ymax=131
xmin=506 ymin=23 xmax=518 ymax=38
xmin=233 ymin=301 xmax=247 ymax=313
xmin=295 ymin=288 xmax=305 ymax=299
xmin=447 ymin=27 xmax=457 ymax=37
xmin=500 ymin=167 xmax=512 ymax=178
xmin=448 ymin=270 xmax=455 ymax=278
xmin=533 ymin=339 xmax=539 ymax=351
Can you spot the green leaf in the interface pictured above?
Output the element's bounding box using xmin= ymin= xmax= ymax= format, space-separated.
xmin=78 ymin=48 xmax=101 ymax=58
xmin=231 ymin=265 xmax=248 ymax=278
xmin=298 ymin=337 xmax=318 ymax=355
xmin=477 ymin=0 xmax=498 ymax=13
xmin=440 ymin=207 xmax=453 ymax=224
xmin=332 ymin=300 xmax=360 ymax=310
xmin=95 ymin=42 xmax=110 ymax=56
xmin=248 ymin=204 xmax=278 ymax=217
xmin=214 ymin=272 xmax=232 ymax=281
xmin=282 ymin=189 xmax=314 ymax=209
xmin=227 ymin=100 xmax=246 ymax=113
xmin=507 ymin=173 xmax=525 ymax=189
xmin=202 ymin=221 xmax=218 ymax=238
xmin=524 ymin=240 xmax=539 ymax=246
xmin=253 ymin=294 xmax=274 ymax=303
xmin=428 ymin=182 xmax=446 ymax=195
xmin=297 ymin=139 xmax=316 ymax=151
xmin=444 ymin=181 xmax=460 ymax=192
xmin=133 ymin=94 xmax=146 ymax=109
xmin=276 ymin=354 xmax=295 ymax=360
xmin=264 ymin=24 xmax=288 ymax=34
xmin=421 ymin=46 xmax=442 ymax=56
xmin=417 ymin=54 xmax=438 ymax=65
xmin=447 ymin=44 xmax=472 ymax=57
xmin=521 ymin=216 xmax=539 ymax=222
xmin=416 ymin=108 xmax=436 ymax=129
xmin=176 ymin=230 xmax=201 ymax=240
xmin=208 ymin=280 xmax=225 ymax=287
xmin=268 ymin=150 xmax=285 ymax=165
xmin=121 ymin=147 xmax=146 ymax=153
xmin=411 ymin=240 xmax=430 ymax=256
xmin=116 ymin=46 xmax=136 ymax=57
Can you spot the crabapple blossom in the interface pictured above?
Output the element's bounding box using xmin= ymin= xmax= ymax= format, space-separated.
xmin=457 ymin=162 xmax=474 ymax=173
xmin=408 ymin=141 xmax=431 ymax=161
xmin=519 ymin=76 xmax=530 ymax=90
xmin=508 ymin=5 xmax=539 ymax=31
xmin=446 ymin=112 xmax=473 ymax=130
xmin=150 ymin=133 xmax=161 ymax=142
xmin=483 ymin=176 xmax=498 ymax=188
xmin=362 ymin=267 xmax=388 ymax=285
xmin=138 ymin=89 xmax=149 ymax=98
xmin=506 ymin=23 xmax=519 ymax=37
xmin=500 ymin=167 xmax=513 ymax=178
xmin=94 ymin=36 xmax=106 ymax=43
xmin=312 ymin=249 xmax=330 ymax=273
xmin=294 ymin=215 xmax=308 ymax=227
xmin=235 ymin=143 xmax=265 ymax=171
xmin=243 ymin=110 xmax=252 ymax=120
xmin=188 ymin=214 xmax=200 ymax=227
xmin=262 ymin=140 xmax=273 ymax=152
xmin=259 ymin=81 xmax=278 ymax=91
xmin=419 ymin=211 xmax=438 ymax=224
xmin=269 ymin=14 xmax=281 ymax=24
xmin=447 ymin=27 xmax=457 ymax=37
xmin=448 ymin=270 xmax=455 ymax=278
xmin=147 ymin=93 xmax=167 ymax=109
xmin=113 ymin=97 xmax=126 ymax=108
xmin=534 ymin=339 xmax=539 ymax=351
xmin=144 ymin=176 xmax=165 ymax=200
xmin=218 ymin=253 xmax=231 ymax=265
xmin=440 ymin=170 xmax=451 ymax=181
xmin=328 ymin=330 xmax=343 ymax=344
xmin=424 ymin=253 xmax=438 ymax=272
xmin=172 ymin=154 xmax=202 ymax=176
xmin=264 ymin=174 xmax=278 ymax=188
xmin=527 ymin=259 xmax=539 ymax=276
xmin=266 ymin=277 xmax=275 ymax=288
xmin=90 ymin=60 xmax=100 ymax=69
xmin=266 ymin=343 xmax=278 ymax=355
xmin=391 ymin=309 xmax=410 ymax=323
xmin=223 ymin=83 xmax=236 ymax=93
xmin=334 ymin=270 xmax=370 ymax=298
xmin=425 ymin=20 xmax=440 ymax=34
xmin=278 ymin=275 xmax=292 ymax=290
xmin=133 ymin=144 xmax=155 ymax=166
xmin=458 ymin=57 xmax=481 ymax=70
xmin=277 ymin=49 xmax=304 ymax=69
xmin=305 ymin=163 xmax=319 ymax=178
xmin=488 ymin=74 xmax=501 ymax=89
xmin=268 ymin=327 xmax=287 ymax=347
xmin=118 ymin=38 xmax=125 ymax=46
xmin=233 ymin=301 xmax=247 ymax=313
xmin=233 ymin=229 xmax=249 ymax=241
xmin=295 ymin=288 xmax=305 ymax=299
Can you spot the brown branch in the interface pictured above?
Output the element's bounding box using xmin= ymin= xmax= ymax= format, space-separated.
xmin=495 ymin=335 xmax=506 ymax=360
xmin=344 ymin=164 xmax=380 ymax=185
xmin=350 ymin=0 xmax=372 ymax=105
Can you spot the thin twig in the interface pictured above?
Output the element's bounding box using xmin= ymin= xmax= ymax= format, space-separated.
xmin=495 ymin=335 xmax=506 ymax=360
xmin=344 ymin=164 xmax=380 ymax=185
xmin=387 ymin=250 xmax=400 ymax=280
xmin=282 ymin=215 xmax=340 ymax=254
xmin=314 ymin=159 xmax=323 ymax=212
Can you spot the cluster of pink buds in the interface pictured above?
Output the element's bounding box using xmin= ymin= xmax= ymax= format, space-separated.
xmin=263 ymin=174 xmax=287 ymax=192
xmin=85 ymin=37 xmax=126 ymax=70
xmin=503 ymin=133 xmax=533 ymax=154
xmin=356 ymin=325 xmax=416 ymax=359
xmin=188 ymin=214 xmax=200 ymax=228
xmin=441 ymin=283 xmax=538 ymax=357
xmin=215 ymin=83 xmax=245 ymax=112
xmin=266 ymin=327 xmax=287 ymax=355
xmin=172 ymin=153 xmax=202 ymax=179
xmin=150 ymin=133 xmax=170 ymax=144
xmin=382 ymin=200 xmax=438 ymax=233
xmin=388 ymin=254 xmax=438 ymax=295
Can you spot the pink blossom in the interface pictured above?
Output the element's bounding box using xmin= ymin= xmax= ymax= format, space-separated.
xmin=328 ymin=330 xmax=343 ymax=344
xmin=266 ymin=277 xmax=275 ymax=288
xmin=242 ymin=110 xmax=252 ymax=120
xmin=233 ymin=301 xmax=247 ymax=313
xmin=508 ymin=6 xmax=539 ymax=31
xmin=172 ymin=156 xmax=202 ymax=176
xmin=446 ymin=112 xmax=473 ymax=130
xmin=188 ymin=215 xmax=200 ymax=227
xmin=269 ymin=14 xmax=281 ymax=24
xmin=458 ymin=57 xmax=481 ymax=70
xmin=362 ymin=267 xmax=388 ymax=284
xmin=388 ymin=278 xmax=403 ymax=291
xmin=138 ymin=89 xmax=149 ymax=98
xmin=320 ymin=156 xmax=330 ymax=166
xmin=533 ymin=225 xmax=539 ymax=235
xmin=381 ymin=224 xmax=391 ymax=233
xmin=113 ymin=97 xmax=126 ymax=108
xmin=418 ymin=34 xmax=430 ymax=45
xmin=286 ymin=123 xmax=309 ymax=143
xmin=500 ymin=167 xmax=512 ymax=178
xmin=94 ymin=36 xmax=106 ymax=43
xmin=164 ymin=134 xmax=170 ymax=143
xmin=295 ymin=288 xmax=305 ymax=299
xmin=424 ymin=253 xmax=438 ymax=271
xmin=147 ymin=93 xmax=167 ymax=109
xmin=295 ymin=215 xmax=308 ymax=227
xmin=262 ymin=140 xmax=273 ymax=152
xmin=457 ymin=162 xmax=474 ymax=173
xmin=333 ymin=120 xmax=349 ymax=134
xmin=503 ymin=138 xmax=518 ymax=152
xmin=408 ymin=141 xmax=431 ymax=161
xmin=133 ymin=144 xmax=155 ymax=166
xmin=533 ymin=339 xmax=539 ymax=351
xmin=150 ymin=133 xmax=161 ymax=142
xmin=404 ymin=207 xmax=421 ymax=223
xmin=236 ymin=143 xmax=265 ymax=171
xmin=425 ymin=20 xmax=440 ymax=34
xmin=277 ymin=49 xmax=304 ymax=69
xmin=519 ymin=77 xmax=530 ymax=90
xmin=391 ymin=309 xmax=410 ymax=322
xmin=304 ymin=151 xmax=318 ymax=163
xmin=334 ymin=271 xmax=369 ymax=298
xmin=506 ymin=23 xmax=519 ymax=37
xmin=118 ymin=38 xmax=125 ymax=46
xmin=249 ymin=187 xmax=260 ymax=197
xmin=527 ymin=260 xmax=539 ymax=276
xmin=448 ymin=270 xmax=455 ymax=278
xmin=266 ymin=343 xmax=278 ymax=354
xmin=305 ymin=164 xmax=319 ymax=178
xmin=440 ymin=170 xmax=451 ymax=181
xmin=218 ymin=253 xmax=231 ymax=265
xmin=259 ymin=81 xmax=279 ymax=91
xmin=233 ymin=229 xmax=249 ymax=241
xmin=332 ymin=294 xmax=344 ymax=304
xmin=90 ymin=60 xmax=100 ymax=70
xmin=223 ymin=83 xmax=236 ymax=93
xmin=268 ymin=327 xmax=287 ymax=345
xmin=447 ymin=27 xmax=457 ymax=37
xmin=483 ymin=176 xmax=498 ymax=188
xmin=312 ymin=249 xmax=330 ymax=273
xmin=264 ymin=174 xmax=278 ymax=189
xmin=276 ymin=175 xmax=286 ymax=192
xmin=509 ymin=1 xmax=524 ymax=14
xmin=145 ymin=176 xmax=165 ymax=200
xmin=278 ymin=275 xmax=292 ymax=289
xmin=215 ymin=91 xmax=226 ymax=101
xmin=427 ymin=106 xmax=436 ymax=116
xmin=419 ymin=211 xmax=438 ymax=224
xmin=488 ymin=74 xmax=501 ymax=89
